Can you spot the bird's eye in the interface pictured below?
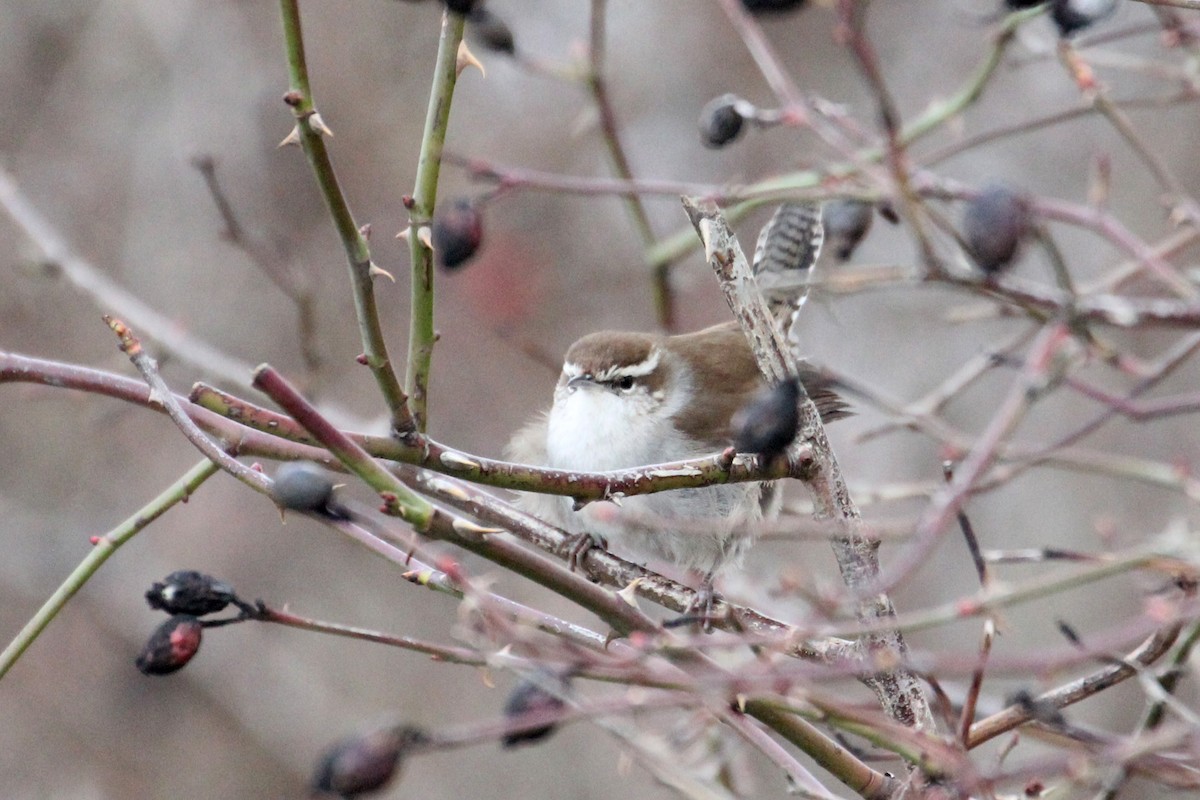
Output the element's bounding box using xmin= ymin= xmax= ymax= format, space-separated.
xmin=616 ymin=376 xmax=636 ymax=392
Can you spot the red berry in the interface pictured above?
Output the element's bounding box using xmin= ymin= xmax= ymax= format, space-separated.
xmin=136 ymin=615 xmax=203 ymax=676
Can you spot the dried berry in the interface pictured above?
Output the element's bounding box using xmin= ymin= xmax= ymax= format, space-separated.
xmin=502 ymin=676 xmax=567 ymax=748
xmin=273 ymin=462 xmax=344 ymax=517
xmin=443 ymin=0 xmax=479 ymax=15
xmin=136 ymin=615 xmax=203 ymax=676
xmin=822 ymin=199 xmax=874 ymax=261
xmin=432 ymin=198 xmax=484 ymax=270
xmin=741 ymin=0 xmax=808 ymax=13
xmin=1050 ymin=0 xmax=1115 ymax=37
xmin=468 ymin=8 xmax=515 ymax=55
xmin=312 ymin=726 xmax=426 ymax=798
xmin=698 ymin=94 xmax=747 ymax=149
xmin=962 ymin=184 xmax=1030 ymax=275
xmin=145 ymin=570 xmax=237 ymax=617
xmin=733 ymin=378 xmax=801 ymax=462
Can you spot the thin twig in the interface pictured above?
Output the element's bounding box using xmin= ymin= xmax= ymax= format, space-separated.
xmin=586 ymin=0 xmax=673 ymax=329
xmin=104 ymin=317 xmax=270 ymax=493
xmin=0 ymin=169 xmax=257 ymax=389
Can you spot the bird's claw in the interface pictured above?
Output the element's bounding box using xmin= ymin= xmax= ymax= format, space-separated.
xmin=668 ymin=580 xmax=723 ymax=633
xmin=566 ymin=531 xmax=607 ymax=573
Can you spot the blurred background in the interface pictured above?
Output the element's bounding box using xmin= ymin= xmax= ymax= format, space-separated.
xmin=1 ymin=1 xmax=1199 ymax=797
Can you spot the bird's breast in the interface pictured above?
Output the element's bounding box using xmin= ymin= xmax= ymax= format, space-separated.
xmin=545 ymin=388 xmax=691 ymax=471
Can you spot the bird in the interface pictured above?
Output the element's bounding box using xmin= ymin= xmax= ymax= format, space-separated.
xmin=507 ymin=320 xmax=847 ymax=610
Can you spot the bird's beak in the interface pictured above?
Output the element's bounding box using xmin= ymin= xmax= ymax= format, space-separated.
xmin=566 ymin=374 xmax=597 ymax=391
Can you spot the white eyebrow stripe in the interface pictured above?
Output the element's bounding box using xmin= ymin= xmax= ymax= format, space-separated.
xmin=562 ymin=362 xmax=586 ymax=379
xmin=602 ymin=347 xmax=660 ymax=380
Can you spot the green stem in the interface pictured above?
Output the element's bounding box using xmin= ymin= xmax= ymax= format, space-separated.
xmin=0 ymin=459 xmax=219 ymax=680
xmin=405 ymin=11 xmax=466 ymax=432
xmin=278 ymin=0 xmax=413 ymax=433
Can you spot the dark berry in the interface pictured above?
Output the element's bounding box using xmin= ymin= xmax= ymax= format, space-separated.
xmin=312 ymin=726 xmax=426 ymax=798
xmin=443 ymin=0 xmax=479 ymax=15
xmin=502 ymin=676 xmax=567 ymax=748
xmin=741 ymin=0 xmax=808 ymax=13
xmin=822 ymin=199 xmax=874 ymax=261
xmin=468 ymin=8 xmax=515 ymax=55
xmin=1051 ymin=0 xmax=1115 ymax=37
xmin=699 ymin=94 xmax=747 ymax=149
xmin=432 ymin=198 xmax=484 ymax=270
xmin=136 ymin=615 xmax=203 ymax=676
xmin=272 ymin=462 xmax=341 ymax=516
xmin=733 ymin=378 xmax=801 ymax=462
xmin=145 ymin=570 xmax=237 ymax=617
xmin=962 ymin=184 xmax=1030 ymax=275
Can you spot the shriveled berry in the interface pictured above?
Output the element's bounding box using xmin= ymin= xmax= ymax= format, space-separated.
xmin=312 ymin=726 xmax=426 ymax=798
xmin=822 ymin=199 xmax=874 ymax=261
xmin=741 ymin=0 xmax=808 ymax=13
xmin=1051 ymin=0 xmax=1115 ymax=37
xmin=468 ymin=8 xmax=515 ymax=55
xmin=145 ymin=570 xmax=237 ymax=617
xmin=136 ymin=615 xmax=203 ymax=676
xmin=698 ymin=94 xmax=747 ymax=149
xmin=962 ymin=184 xmax=1030 ymax=275
xmin=733 ymin=378 xmax=801 ymax=462
xmin=443 ymin=0 xmax=479 ymax=15
xmin=502 ymin=676 xmax=567 ymax=748
xmin=432 ymin=198 xmax=484 ymax=270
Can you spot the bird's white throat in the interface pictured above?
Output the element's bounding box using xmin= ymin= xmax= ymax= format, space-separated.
xmin=545 ymin=364 xmax=694 ymax=472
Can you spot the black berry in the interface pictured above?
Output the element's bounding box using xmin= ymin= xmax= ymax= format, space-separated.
xmin=468 ymin=8 xmax=515 ymax=55
xmin=822 ymin=199 xmax=874 ymax=261
xmin=432 ymin=198 xmax=484 ymax=270
xmin=145 ymin=570 xmax=237 ymax=617
xmin=443 ymin=0 xmax=479 ymax=15
xmin=502 ymin=676 xmax=567 ymax=748
xmin=733 ymin=378 xmax=801 ymax=462
xmin=699 ymin=94 xmax=747 ymax=149
xmin=312 ymin=726 xmax=426 ymax=798
xmin=1050 ymin=0 xmax=1114 ymax=37
xmin=741 ymin=0 xmax=808 ymax=13
xmin=962 ymin=184 xmax=1030 ymax=275
xmin=273 ymin=462 xmax=342 ymax=516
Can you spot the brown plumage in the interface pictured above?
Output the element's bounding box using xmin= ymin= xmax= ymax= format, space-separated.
xmin=508 ymin=320 xmax=848 ymax=580
xmin=560 ymin=321 xmax=846 ymax=451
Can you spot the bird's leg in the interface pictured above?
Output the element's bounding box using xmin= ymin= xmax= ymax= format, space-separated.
xmin=695 ymin=570 xmax=721 ymax=633
xmin=565 ymin=531 xmax=607 ymax=573
xmin=666 ymin=569 xmax=722 ymax=632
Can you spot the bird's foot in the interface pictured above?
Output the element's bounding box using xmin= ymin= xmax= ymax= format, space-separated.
xmin=565 ymin=531 xmax=607 ymax=573
xmin=667 ymin=576 xmax=723 ymax=633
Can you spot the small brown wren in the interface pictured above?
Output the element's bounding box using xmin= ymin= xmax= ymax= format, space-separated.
xmin=508 ymin=321 xmax=846 ymax=585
